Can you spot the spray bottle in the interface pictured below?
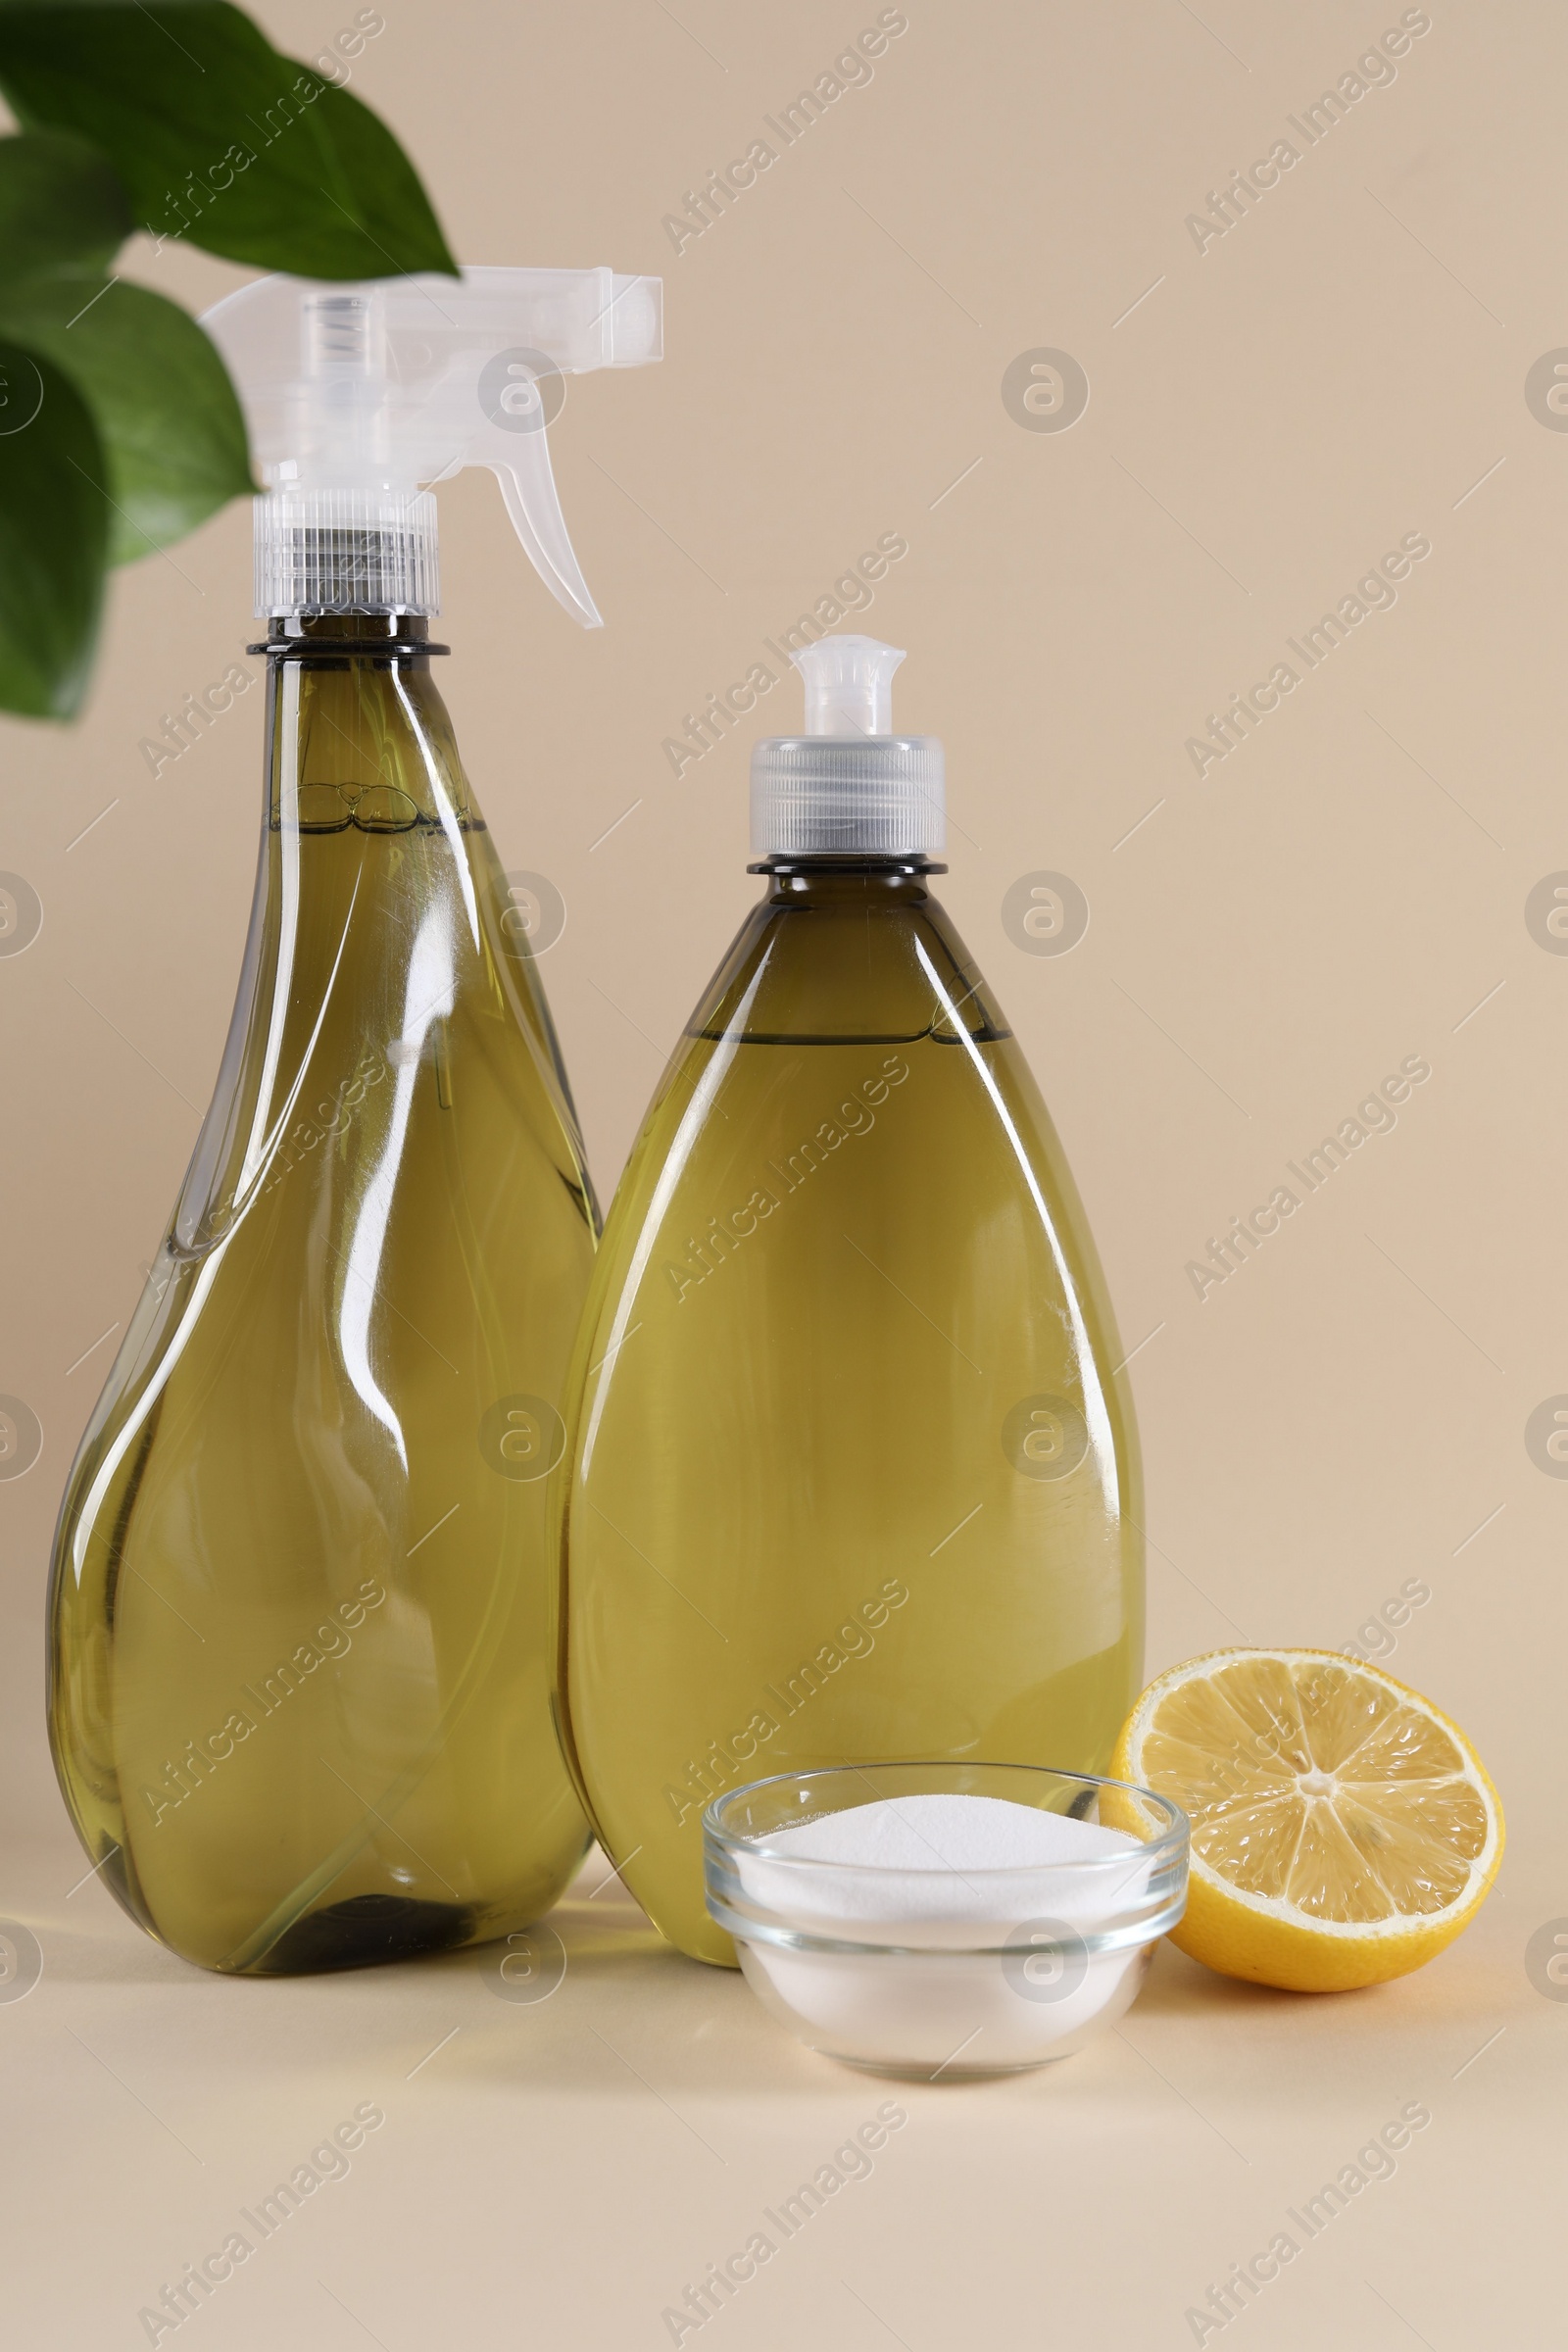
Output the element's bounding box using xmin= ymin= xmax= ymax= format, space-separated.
xmin=558 ymin=634 xmax=1144 ymax=1964
xmin=47 ymin=267 xmax=661 ymax=1974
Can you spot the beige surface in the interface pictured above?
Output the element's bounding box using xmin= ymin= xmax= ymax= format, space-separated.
xmin=0 ymin=0 xmax=1560 ymax=2342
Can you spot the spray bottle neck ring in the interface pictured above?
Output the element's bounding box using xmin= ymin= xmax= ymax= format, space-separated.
xmin=249 ymin=612 xmax=451 ymax=661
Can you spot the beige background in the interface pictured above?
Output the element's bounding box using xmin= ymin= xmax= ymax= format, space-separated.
xmin=1 ymin=0 xmax=1560 ymax=2341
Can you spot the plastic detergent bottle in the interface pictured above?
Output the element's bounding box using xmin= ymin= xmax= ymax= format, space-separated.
xmin=47 ymin=266 xmax=662 ymax=1974
xmin=557 ymin=634 xmax=1144 ymax=1963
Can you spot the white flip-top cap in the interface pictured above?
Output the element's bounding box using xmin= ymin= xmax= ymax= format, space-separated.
xmin=201 ymin=266 xmax=662 ymax=624
xmin=751 ymin=634 xmax=945 ymax=856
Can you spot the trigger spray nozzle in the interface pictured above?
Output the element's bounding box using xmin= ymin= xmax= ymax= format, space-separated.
xmin=200 ymin=266 xmax=662 ymax=627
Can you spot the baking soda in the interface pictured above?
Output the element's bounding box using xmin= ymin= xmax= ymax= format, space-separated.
xmin=731 ymin=1793 xmax=1160 ymax=2077
xmin=766 ymin=1792 xmax=1141 ymax=1878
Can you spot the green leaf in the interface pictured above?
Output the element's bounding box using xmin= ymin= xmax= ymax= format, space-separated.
xmin=0 ymin=277 xmax=253 ymax=561
xmin=0 ymin=340 xmax=108 ymax=717
xmin=0 ymin=3 xmax=457 ymax=280
xmin=0 ymin=131 xmax=253 ymax=558
xmin=0 ymin=127 xmax=131 ymax=280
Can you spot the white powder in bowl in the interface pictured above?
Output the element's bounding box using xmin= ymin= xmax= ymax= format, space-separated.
xmin=728 ymin=1792 xmax=1161 ymax=2077
xmin=765 ymin=1791 xmax=1140 ymax=1875
xmin=737 ymin=1792 xmax=1147 ymax=1939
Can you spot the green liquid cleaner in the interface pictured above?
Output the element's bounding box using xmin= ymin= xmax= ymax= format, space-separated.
xmin=47 ymin=264 xmax=662 ymax=1971
xmin=558 ymin=636 xmax=1144 ymax=1964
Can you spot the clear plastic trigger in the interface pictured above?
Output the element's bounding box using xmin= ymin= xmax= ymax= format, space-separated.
xmin=486 ymin=426 xmax=602 ymax=630
xmin=487 ymin=448 xmax=602 ymax=628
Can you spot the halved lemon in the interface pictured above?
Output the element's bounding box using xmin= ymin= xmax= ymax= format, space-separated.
xmin=1108 ymin=1647 xmax=1503 ymax=1992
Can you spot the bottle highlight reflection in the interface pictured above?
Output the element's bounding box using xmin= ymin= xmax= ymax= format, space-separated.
xmin=48 ymin=615 xmax=595 ymax=1973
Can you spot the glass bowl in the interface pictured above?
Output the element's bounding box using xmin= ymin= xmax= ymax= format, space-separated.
xmin=704 ymin=1760 xmax=1188 ymax=2080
